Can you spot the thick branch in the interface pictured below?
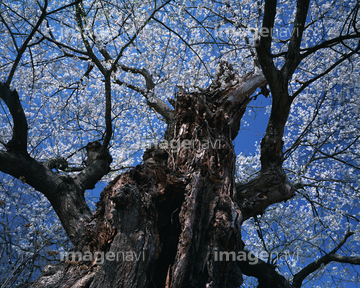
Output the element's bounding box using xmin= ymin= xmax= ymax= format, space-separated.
xmin=102 ymin=74 xmax=113 ymax=153
xmin=236 ymin=172 xmax=294 ymax=221
xmin=74 ymin=159 xmax=111 ymax=190
xmin=237 ymin=251 xmax=293 ymax=288
xmin=260 ymin=96 xmax=292 ymax=173
xmin=0 ymin=83 xmax=28 ymax=154
xmin=0 ymin=95 xmax=108 ymax=246
xmin=256 ymin=0 xmax=279 ymax=86
xmin=217 ymin=68 xmax=267 ymax=109
xmin=0 ymin=151 xmax=60 ymax=193
xmin=256 ymin=0 xmax=297 ymax=174
xmin=282 ymin=0 xmax=310 ymax=80
xmin=74 ymin=141 xmax=112 ymax=190
xmin=258 ymin=73 xmax=291 ymax=173
xmin=325 ymin=254 xmax=360 ymax=265
xmin=0 ymin=150 xmax=92 ymax=247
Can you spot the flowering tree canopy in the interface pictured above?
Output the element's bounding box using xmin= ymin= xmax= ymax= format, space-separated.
xmin=0 ymin=0 xmax=359 ymax=287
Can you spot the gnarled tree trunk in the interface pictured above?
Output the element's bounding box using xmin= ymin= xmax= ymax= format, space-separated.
xmin=30 ymin=63 xmax=294 ymax=288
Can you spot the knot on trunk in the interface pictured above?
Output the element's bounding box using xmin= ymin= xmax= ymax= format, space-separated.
xmin=45 ymin=157 xmax=68 ymax=171
xmin=210 ymin=60 xmax=241 ymax=91
xmin=85 ymin=140 xmax=112 ymax=167
xmin=236 ymin=173 xmax=295 ymax=221
xmin=142 ymin=146 xmax=169 ymax=166
xmin=110 ymin=183 xmax=140 ymax=208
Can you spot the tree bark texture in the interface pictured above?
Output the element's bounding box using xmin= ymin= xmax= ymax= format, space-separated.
xmin=29 ymin=64 xmax=294 ymax=288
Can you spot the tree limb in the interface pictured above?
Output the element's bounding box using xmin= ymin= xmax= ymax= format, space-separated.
xmin=46 ymin=0 xmax=81 ymax=16
xmin=0 ymin=83 xmax=110 ymax=247
xmin=257 ymin=0 xmax=311 ymax=174
xmin=74 ymin=141 xmax=112 ymax=190
xmin=95 ymin=43 xmax=174 ymax=123
xmin=0 ymin=150 xmax=92 ymax=247
xmin=292 ymin=231 xmax=357 ymax=288
xmin=300 ymin=34 xmax=360 ymax=59
xmin=291 ymin=41 xmax=360 ymax=98
xmin=6 ymin=0 xmax=48 ymax=86
xmin=0 ymin=12 xmax=19 ymax=52
xmin=75 ymin=2 xmax=106 ymax=75
xmin=236 ymin=172 xmax=295 ymax=221
xmin=0 ymin=83 xmax=28 ymax=154
xmin=117 ymin=64 xmax=174 ymax=123
xmin=255 ymin=0 xmax=278 ymax=86
xmin=109 ymin=1 xmax=170 ymax=73
xmin=237 ymin=250 xmax=293 ymax=288
xmin=102 ymin=74 xmax=113 ymax=154
xmin=282 ymin=0 xmax=310 ymax=80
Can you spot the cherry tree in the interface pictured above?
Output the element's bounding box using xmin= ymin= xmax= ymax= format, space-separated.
xmin=0 ymin=0 xmax=359 ymax=287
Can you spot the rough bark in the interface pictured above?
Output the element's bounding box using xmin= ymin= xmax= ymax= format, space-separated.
xmin=1 ymin=4 xmax=296 ymax=284
xmin=1 ymin=0 xmax=359 ymax=286
xmin=28 ymin=63 xmax=295 ymax=288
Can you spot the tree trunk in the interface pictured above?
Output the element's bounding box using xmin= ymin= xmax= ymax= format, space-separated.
xmin=30 ymin=64 xmax=294 ymax=288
